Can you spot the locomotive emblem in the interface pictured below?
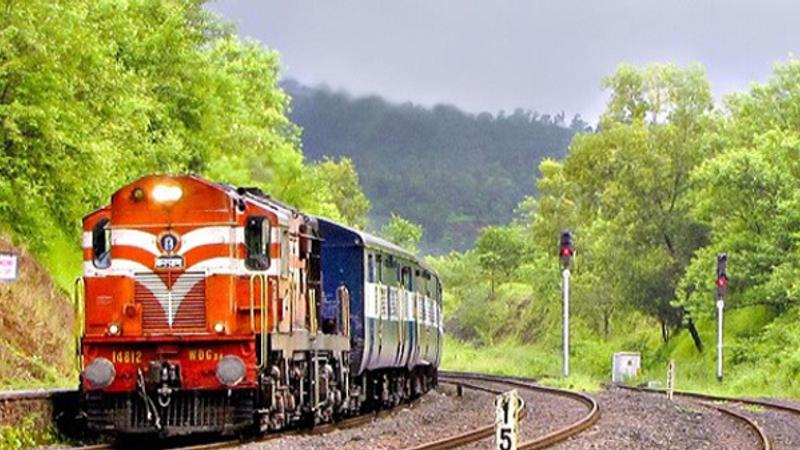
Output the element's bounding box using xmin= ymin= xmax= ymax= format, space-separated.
xmin=156 ymin=232 xmax=184 ymax=269
xmin=159 ymin=232 xmax=180 ymax=254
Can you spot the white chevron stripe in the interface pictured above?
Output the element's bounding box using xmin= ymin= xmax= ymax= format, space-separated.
xmin=111 ymin=229 xmax=160 ymax=255
xmin=83 ymin=259 xmax=151 ymax=277
xmin=179 ymin=227 xmax=239 ymax=254
xmin=81 ymin=231 xmax=92 ymax=249
xmin=84 ymin=256 xmax=281 ymax=277
xmin=83 ymin=226 xmax=281 ymax=254
xmin=134 ymin=272 xmax=203 ymax=326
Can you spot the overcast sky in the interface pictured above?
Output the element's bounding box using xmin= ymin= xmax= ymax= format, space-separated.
xmin=207 ymin=1 xmax=800 ymax=124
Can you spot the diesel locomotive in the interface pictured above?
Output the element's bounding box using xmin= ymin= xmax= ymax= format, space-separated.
xmin=77 ymin=174 xmax=442 ymax=435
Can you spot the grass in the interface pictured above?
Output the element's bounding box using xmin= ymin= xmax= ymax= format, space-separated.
xmin=442 ymin=304 xmax=800 ymax=400
xmin=741 ymin=404 xmax=766 ymax=414
xmin=0 ymin=415 xmax=56 ymax=450
xmin=36 ymin=231 xmax=82 ymax=294
xmin=635 ymin=305 xmax=800 ymax=399
xmin=0 ymin=233 xmax=77 ymax=389
xmin=441 ymin=336 xmax=603 ymax=391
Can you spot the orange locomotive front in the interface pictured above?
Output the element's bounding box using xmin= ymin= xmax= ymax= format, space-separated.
xmin=79 ymin=174 xmax=329 ymax=435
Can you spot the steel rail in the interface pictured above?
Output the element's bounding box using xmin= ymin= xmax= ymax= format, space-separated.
xmin=403 ymin=379 xmax=528 ymax=450
xmin=438 ymin=372 xmax=600 ymax=450
xmin=618 ymin=384 xmax=800 ymax=416
xmin=69 ymin=395 xmax=425 ymax=450
xmin=700 ymin=402 xmax=772 ymax=450
xmin=0 ymin=387 xmax=75 ymax=401
xmin=618 ymin=385 xmax=773 ymax=450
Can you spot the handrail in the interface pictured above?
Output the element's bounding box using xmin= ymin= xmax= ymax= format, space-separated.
xmin=73 ymin=277 xmax=85 ymax=371
xmin=269 ymin=277 xmax=277 ymax=333
xmin=248 ymin=273 xmax=266 ymax=332
xmin=397 ymin=288 xmax=402 ymax=360
xmin=261 ymin=277 xmax=270 ymax=369
xmin=249 ymin=273 xmax=268 ymax=370
xmin=308 ymin=288 xmax=318 ymax=334
xmin=340 ymin=286 xmax=350 ymax=337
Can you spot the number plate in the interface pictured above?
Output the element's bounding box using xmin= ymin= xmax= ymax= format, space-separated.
xmin=155 ymin=256 xmax=184 ymax=269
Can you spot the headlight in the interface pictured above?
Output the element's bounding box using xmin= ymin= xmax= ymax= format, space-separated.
xmin=213 ymin=322 xmax=226 ymax=334
xmin=84 ymin=357 xmax=115 ymax=389
xmin=107 ymin=323 xmax=121 ymax=336
xmin=216 ymin=355 xmax=246 ymax=387
xmin=152 ymin=184 xmax=183 ymax=203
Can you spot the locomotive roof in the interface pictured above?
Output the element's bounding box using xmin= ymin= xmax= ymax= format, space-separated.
xmin=316 ymin=217 xmax=437 ymax=276
xmin=83 ymin=174 xmax=299 ymax=224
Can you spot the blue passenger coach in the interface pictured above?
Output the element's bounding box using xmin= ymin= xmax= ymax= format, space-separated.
xmin=317 ymin=218 xmax=442 ymax=404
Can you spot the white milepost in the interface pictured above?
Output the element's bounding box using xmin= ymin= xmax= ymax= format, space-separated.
xmin=495 ymin=389 xmax=524 ymax=450
xmin=563 ymin=268 xmax=570 ymax=378
xmin=667 ymin=360 xmax=675 ymax=401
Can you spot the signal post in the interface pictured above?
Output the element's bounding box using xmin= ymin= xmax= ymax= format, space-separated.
xmin=716 ymin=253 xmax=728 ymax=382
xmin=559 ymin=231 xmax=573 ymax=378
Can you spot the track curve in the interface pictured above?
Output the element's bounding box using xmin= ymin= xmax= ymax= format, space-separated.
xmin=619 ymin=385 xmax=773 ymax=450
xmin=404 ymin=371 xmax=599 ymax=450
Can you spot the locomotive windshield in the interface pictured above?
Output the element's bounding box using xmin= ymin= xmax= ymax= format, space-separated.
xmin=92 ymin=218 xmax=111 ymax=269
xmin=245 ymin=216 xmax=270 ymax=270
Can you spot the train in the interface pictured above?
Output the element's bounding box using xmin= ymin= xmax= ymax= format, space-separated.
xmin=77 ymin=174 xmax=442 ymax=435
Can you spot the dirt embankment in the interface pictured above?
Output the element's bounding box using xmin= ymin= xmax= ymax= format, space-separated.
xmin=0 ymin=234 xmax=74 ymax=387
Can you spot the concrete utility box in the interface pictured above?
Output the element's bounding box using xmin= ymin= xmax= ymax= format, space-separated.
xmin=612 ymin=352 xmax=641 ymax=384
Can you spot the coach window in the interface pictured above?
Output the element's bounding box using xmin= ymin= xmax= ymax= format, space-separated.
xmin=245 ymin=216 xmax=270 ymax=270
xmin=403 ymin=266 xmax=413 ymax=291
xmin=367 ymin=253 xmax=376 ymax=283
xmin=374 ymin=254 xmax=382 ymax=283
xmin=382 ymin=255 xmax=396 ymax=286
xmin=92 ymin=218 xmax=112 ymax=269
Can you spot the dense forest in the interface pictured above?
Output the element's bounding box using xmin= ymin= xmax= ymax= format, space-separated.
xmin=285 ymin=80 xmax=586 ymax=253
xmin=437 ymin=62 xmax=800 ymax=396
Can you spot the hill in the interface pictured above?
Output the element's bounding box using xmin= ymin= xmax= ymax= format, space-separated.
xmin=284 ymin=80 xmax=585 ymax=253
xmin=0 ymin=234 xmax=73 ymax=389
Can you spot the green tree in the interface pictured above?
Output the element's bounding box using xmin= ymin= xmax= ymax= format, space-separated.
xmin=0 ymin=0 xmax=369 ymax=261
xmin=311 ymin=157 xmax=371 ymax=228
xmin=474 ymin=225 xmax=526 ymax=296
xmin=532 ymin=63 xmax=715 ymax=342
xmin=677 ymin=59 xmax=800 ymax=320
xmin=380 ymin=213 xmax=423 ymax=254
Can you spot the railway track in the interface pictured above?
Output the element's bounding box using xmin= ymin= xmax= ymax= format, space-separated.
xmin=405 ymin=371 xmax=600 ymax=450
xmin=6 ymin=375 xmax=782 ymax=449
xmin=1 ymin=374 xmax=598 ymax=450
xmin=0 ymin=386 xmax=423 ymax=450
xmin=619 ymin=385 xmax=774 ymax=450
xmin=67 ymin=397 xmax=424 ymax=450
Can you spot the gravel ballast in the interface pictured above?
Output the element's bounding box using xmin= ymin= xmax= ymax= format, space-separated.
xmin=553 ymin=387 xmax=761 ymax=450
xmin=245 ymin=385 xmax=494 ymax=450
xmin=235 ymin=384 xmax=774 ymax=450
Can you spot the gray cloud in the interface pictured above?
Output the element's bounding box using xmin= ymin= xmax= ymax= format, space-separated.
xmin=207 ymin=0 xmax=800 ymax=123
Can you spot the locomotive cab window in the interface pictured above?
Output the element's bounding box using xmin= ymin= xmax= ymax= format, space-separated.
xmin=92 ymin=218 xmax=111 ymax=269
xmin=245 ymin=216 xmax=271 ymax=270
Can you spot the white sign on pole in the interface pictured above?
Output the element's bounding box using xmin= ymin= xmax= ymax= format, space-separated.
xmin=0 ymin=253 xmax=18 ymax=281
xmin=495 ymin=389 xmax=524 ymax=450
xmin=666 ymin=360 xmax=675 ymax=401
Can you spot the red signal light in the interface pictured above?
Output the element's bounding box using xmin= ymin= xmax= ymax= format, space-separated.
xmin=716 ymin=277 xmax=728 ymax=288
xmin=560 ymin=247 xmax=573 ymax=257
